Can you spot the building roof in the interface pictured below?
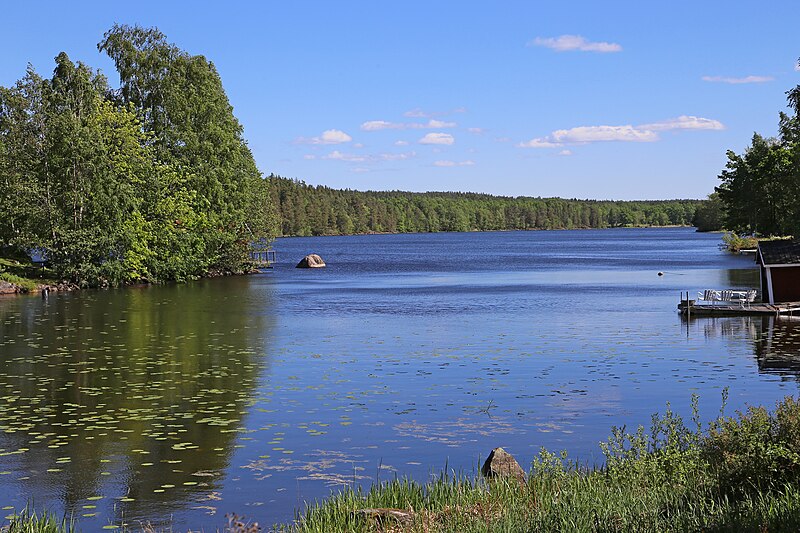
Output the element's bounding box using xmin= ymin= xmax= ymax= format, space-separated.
xmin=758 ymin=239 xmax=800 ymax=265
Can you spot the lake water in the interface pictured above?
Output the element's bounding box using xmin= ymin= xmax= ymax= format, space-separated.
xmin=0 ymin=227 xmax=798 ymax=530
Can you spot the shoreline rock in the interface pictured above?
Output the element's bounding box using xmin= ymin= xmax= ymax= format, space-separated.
xmin=296 ymin=254 xmax=326 ymax=268
xmin=481 ymin=447 xmax=526 ymax=484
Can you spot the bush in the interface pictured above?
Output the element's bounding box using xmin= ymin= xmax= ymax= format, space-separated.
xmin=704 ymin=396 xmax=800 ymax=495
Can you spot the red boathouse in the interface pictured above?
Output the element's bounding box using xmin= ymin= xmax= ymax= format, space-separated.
xmin=757 ymin=239 xmax=800 ymax=304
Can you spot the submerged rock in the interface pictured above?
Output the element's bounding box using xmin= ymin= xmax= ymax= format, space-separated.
xmin=481 ymin=447 xmax=526 ymax=484
xmin=296 ymin=254 xmax=326 ymax=268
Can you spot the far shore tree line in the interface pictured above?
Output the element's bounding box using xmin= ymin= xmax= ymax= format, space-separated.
xmin=693 ymin=77 xmax=800 ymax=237
xmin=268 ymin=175 xmax=700 ymax=236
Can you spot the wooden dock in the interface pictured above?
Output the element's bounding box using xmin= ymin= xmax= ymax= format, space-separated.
xmin=678 ymin=300 xmax=800 ymax=317
xmin=249 ymin=248 xmax=276 ymax=270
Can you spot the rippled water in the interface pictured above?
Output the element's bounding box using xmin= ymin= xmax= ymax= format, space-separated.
xmin=0 ymin=227 xmax=798 ymax=529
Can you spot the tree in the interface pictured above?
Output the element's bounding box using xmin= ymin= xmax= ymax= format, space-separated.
xmin=692 ymin=193 xmax=724 ymax=232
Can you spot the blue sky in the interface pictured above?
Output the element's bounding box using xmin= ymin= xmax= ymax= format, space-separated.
xmin=1 ymin=1 xmax=798 ymax=199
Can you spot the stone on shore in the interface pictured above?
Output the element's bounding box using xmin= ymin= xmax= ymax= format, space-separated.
xmin=481 ymin=447 xmax=526 ymax=484
xmin=353 ymin=508 xmax=414 ymax=524
xmin=296 ymin=254 xmax=326 ymax=268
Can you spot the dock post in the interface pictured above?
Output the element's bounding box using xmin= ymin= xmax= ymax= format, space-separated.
xmin=686 ymin=291 xmax=690 ymax=320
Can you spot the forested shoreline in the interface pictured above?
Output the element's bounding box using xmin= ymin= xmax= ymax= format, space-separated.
xmin=268 ymin=175 xmax=701 ymax=237
xmin=0 ymin=25 xmax=276 ymax=287
xmin=693 ymin=79 xmax=800 ymax=237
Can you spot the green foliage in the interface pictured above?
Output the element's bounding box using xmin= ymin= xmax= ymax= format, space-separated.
xmin=269 ymin=175 xmax=701 ymax=236
xmin=716 ymin=81 xmax=800 ymax=237
xmin=4 ymin=506 xmax=75 ymax=533
xmin=722 ymin=232 xmax=759 ymax=253
xmin=0 ymin=26 xmax=278 ymax=287
xmin=705 ymin=396 xmax=800 ymax=495
xmin=692 ymin=192 xmax=725 ymax=232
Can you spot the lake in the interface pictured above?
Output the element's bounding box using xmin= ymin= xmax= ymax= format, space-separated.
xmin=0 ymin=227 xmax=798 ymax=530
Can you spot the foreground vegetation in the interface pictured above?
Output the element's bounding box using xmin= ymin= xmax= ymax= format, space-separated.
xmin=5 ymin=394 xmax=800 ymax=531
xmin=284 ymin=394 xmax=800 ymax=532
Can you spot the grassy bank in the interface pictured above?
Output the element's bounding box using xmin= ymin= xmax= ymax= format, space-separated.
xmin=283 ymin=394 xmax=800 ymax=532
xmin=0 ymin=257 xmax=50 ymax=294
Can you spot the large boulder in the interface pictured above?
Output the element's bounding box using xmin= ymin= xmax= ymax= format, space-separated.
xmin=296 ymin=254 xmax=326 ymax=268
xmin=481 ymin=447 xmax=526 ymax=484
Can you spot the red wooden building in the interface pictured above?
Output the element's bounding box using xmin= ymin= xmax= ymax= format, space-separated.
xmin=757 ymin=239 xmax=800 ymax=304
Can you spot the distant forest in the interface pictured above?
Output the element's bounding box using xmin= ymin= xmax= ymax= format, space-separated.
xmin=268 ymin=175 xmax=701 ymax=236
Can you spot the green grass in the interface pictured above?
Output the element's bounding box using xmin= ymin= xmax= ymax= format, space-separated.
xmin=0 ymin=256 xmax=54 ymax=293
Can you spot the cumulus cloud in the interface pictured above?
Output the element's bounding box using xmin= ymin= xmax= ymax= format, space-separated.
xmin=322 ymin=150 xmax=416 ymax=163
xmin=529 ymin=34 xmax=622 ymax=53
xmin=361 ymin=119 xmax=456 ymax=131
xmin=519 ymin=115 xmax=724 ymax=149
xmin=639 ymin=115 xmax=724 ymax=131
xmin=296 ymin=129 xmax=353 ymax=145
xmin=434 ymin=160 xmax=475 ymax=167
xmin=394 ymin=140 xmax=410 ymax=146
xmin=419 ymin=133 xmax=455 ymax=145
xmin=323 ymin=150 xmax=368 ymax=162
xmin=523 ymin=125 xmax=657 ymax=147
xmin=404 ymin=108 xmax=428 ymax=118
xmin=403 ymin=107 xmax=467 ymax=118
xmin=558 ymin=150 xmax=573 ymax=156
xmin=702 ymin=75 xmax=774 ymax=84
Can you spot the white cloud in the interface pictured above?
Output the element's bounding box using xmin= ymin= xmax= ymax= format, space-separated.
xmin=322 ymin=150 xmax=416 ymax=163
xmin=529 ymin=34 xmax=622 ymax=53
xmin=519 ymin=115 xmax=724 ymax=148
xmin=434 ymin=160 xmax=475 ymax=167
xmin=394 ymin=140 xmax=410 ymax=146
xmin=404 ymin=108 xmax=428 ymax=118
xmin=556 ymin=125 xmax=657 ymax=143
xmin=296 ymin=129 xmax=353 ymax=144
xmin=639 ymin=115 xmax=724 ymax=131
xmin=303 ymin=154 xmax=317 ymax=160
xmin=702 ymin=75 xmax=774 ymax=84
xmin=419 ymin=132 xmax=455 ymax=145
xmin=323 ymin=150 xmax=368 ymax=162
xmin=558 ymin=150 xmax=573 ymax=156
xmin=380 ymin=151 xmax=417 ymax=161
xmin=361 ymin=120 xmax=397 ymax=131
xmin=361 ymin=119 xmax=456 ymax=131
xmin=404 ymin=107 xmax=466 ymax=118
xmin=467 ymin=127 xmax=485 ymax=134
xmin=352 ymin=142 xmax=364 ymax=149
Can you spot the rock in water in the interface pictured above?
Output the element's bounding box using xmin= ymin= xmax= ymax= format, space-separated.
xmin=481 ymin=447 xmax=526 ymax=484
xmin=296 ymin=254 xmax=326 ymax=268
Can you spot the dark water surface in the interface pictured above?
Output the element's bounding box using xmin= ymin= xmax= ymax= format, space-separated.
xmin=1 ymin=228 xmax=799 ymax=529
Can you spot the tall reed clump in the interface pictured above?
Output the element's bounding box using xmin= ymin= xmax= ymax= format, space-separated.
xmin=4 ymin=506 xmax=75 ymax=533
xmin=282 ymin=393 xmax=800 ymax=532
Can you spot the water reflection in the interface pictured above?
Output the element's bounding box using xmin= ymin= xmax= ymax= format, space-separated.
xmin=685 ymin=314 xmax=800 ymax=380
xmin=0 ymin=278 xmax=274 ymax=526
xmin=753 ymin=316 xmax=800 ymax=379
